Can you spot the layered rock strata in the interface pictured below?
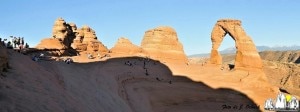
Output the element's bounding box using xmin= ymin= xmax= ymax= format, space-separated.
xmin=141 ymin=26 xmax=188 ymax=63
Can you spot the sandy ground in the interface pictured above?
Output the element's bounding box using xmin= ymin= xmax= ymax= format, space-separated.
xmin=0 ymin=50 xmax=284 ymax=112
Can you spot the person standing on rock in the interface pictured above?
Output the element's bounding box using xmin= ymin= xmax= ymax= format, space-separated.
xmin=143 ymin=60 xmax=146 ymax=69
xmin=7 ymin=41 xmax=12 ymax=49
xmin=17 ymin=37 xmax=21 ymax=47
xmin=11 ymin=36 xmax=16 ymax=48
xmin=3 ymin=39 xmax=7 ymax=47
xmin=145 ymin=69 xmax=149 ymax=76
xmin=0 ymin=38 xmax=3 ymax=46
xmin=20 ymin=37 xmax=24 ymax=45
xmin=9 ymin=36 xmax=13 ymax=44
xmin=19 ymin=43 xmax=23 ymax=53
xmin=25 ymin=43 xmax=29 ymax=48
xmin=0 ymin=38 xmax=5 ymax=46
xmin=1 ymin=39 xmax=3 ymax=46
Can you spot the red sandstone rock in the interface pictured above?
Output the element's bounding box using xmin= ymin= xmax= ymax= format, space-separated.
xmin=71 ymin=25 xmax=108 ymax=52
xmin=36 ymin=18 xmax=108 ymax=55
xmin=110 ymin=37 xmax=142 ymax=55
xmin=52 ymin=18 xmax=75 ymax=48
xmin=210 ymin=19 xmax=262 ymax=69
xmin=141 ymin=26 xmax=188 ymax=63
xmin=36 ymin=38 xmax=67 ymax=50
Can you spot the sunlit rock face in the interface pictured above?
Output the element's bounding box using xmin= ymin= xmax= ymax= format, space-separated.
xmin=71 ymin=25 xmax=108 ymax=52
xmin=210 ymin=19 xmax=262 ymax=69
xmin=52 ymin=18 xmax=75 ymax=48
xmin=110 ymin=37 xmax=143 ymax=55
xmin=141 ymin=26 xmax=188 ymax=63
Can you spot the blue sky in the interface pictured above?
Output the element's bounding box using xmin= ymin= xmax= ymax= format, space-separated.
xmin=0 ymin=0 xmax=299 ymax=55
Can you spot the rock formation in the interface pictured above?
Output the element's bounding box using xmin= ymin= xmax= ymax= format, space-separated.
xmin=210 ymin=19 xmax=263 ymax=69
xmin=141 ymin=26 xmax=188 ymax=63
xmin=110 ymin=37 xmax=142 ymax=55
xmin=36 ymin=18 xmax=70 ymax=50
xmin=35 ymin=18 xmax=75 ymax=56
xmin=0 ymin=43 xmax=8 ymax=74
xmin=51 ymin=17 xmax=75 ymax=48
xmin=71 ymin=25 xmax=108 ymax=53
xmin=36 ymin=18 xmax=108 ymax=56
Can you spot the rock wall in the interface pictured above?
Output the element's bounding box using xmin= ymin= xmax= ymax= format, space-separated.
xmin=141 ymin=26 xmax=188 ymax=63
xmin=210 ymin=19 xmax=262 ymax=69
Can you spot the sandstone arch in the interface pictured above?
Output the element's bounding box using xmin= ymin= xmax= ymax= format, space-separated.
xmin=210 ymin=19 xmax=262 ymax=69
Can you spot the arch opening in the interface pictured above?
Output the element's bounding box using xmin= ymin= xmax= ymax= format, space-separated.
xmin=218 ymin=34 xmax=237 ymax=69
xmin=209 ymin=19 xmax=263 ymax=70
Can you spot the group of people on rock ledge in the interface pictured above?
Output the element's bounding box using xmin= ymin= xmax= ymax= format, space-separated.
xmin=0 ymin=36 xmax=29 ymax=50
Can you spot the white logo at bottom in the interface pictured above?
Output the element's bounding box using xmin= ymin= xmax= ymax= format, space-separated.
xmin=264 ymin=92 xmax=299 ymax=111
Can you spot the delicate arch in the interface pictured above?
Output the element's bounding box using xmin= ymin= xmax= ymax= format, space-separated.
xmin=210 ymin=19 xmax=262 ymax=69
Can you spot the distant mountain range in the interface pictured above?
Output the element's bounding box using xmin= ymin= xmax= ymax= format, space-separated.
xmin=189 ymin=45 xmax=300 ymax=58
